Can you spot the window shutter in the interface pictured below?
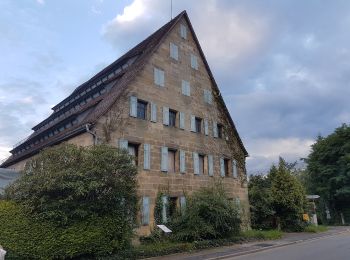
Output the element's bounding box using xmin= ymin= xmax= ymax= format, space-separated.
xmin=208 ymin=155 xmax=214 ymax=176
xmin=162 ymin=195 xmax=168 ymax=223
xmin=170 ymin=43 xmax=178 ymax=60
xmin=180 ymin=24 xmax=187 ymax=39
xmin=180 ymin=196 xmax=186 ymax=214
xmin=220 ymin=157 xmax=225 ymax=177
xmin=144 ymin=144 xmax=151 ymax=170
xmin=180 ymin=150 xmax=186 ymax=173
xmin=213 ymin=121 xmax=218 ymax=138
xmin=191 ymin=54 xmax=198 ymax=70
xmin=118 ymin=139 xmax=128 ymax=150
xmin=235 ymin=197 xmax=241 ymax=207
xmin=163 ymin=107 xmax=169 ymax=125
xmin=232 ymin=159 xmax=238 ymax=178
xmin=208 ymin=91 xmax=212 ymax=104
xmin=193 ymin=152 xmax=199 ymax=175
xmin=204 ymin=90 xmax=208 ymax=103
xmin=204 ymin=119 xmax=209 ymax=136
xmin=151 ymin=103 xmax=157 ymax=122
xmin=154 ymin=68 xmax=164 ymax=87
xmin=129 ymin=96 xmax=137 ymax=117
xmin=182 ymin=80 xmax=190 ymax=96
xmin=190 ymin=115 xmax=196 ymax=132
xmin=179 ymin=112 xmax=185 ymax=129
xmin=142 ymin=197 xmax=150 ymax=225
xmin=161 ymin=146 xmax=168 ymax=172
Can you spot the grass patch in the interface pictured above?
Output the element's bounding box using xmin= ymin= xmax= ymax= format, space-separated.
xmin=304 ymin=225 xmax=328 ymax=233
xmin=96 ymin=230 xmax=283 ymax=259
xmin=241 ymin=230 xmax=283 ymax=240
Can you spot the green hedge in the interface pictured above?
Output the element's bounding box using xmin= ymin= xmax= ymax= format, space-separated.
xmin=0 ymin=201 xmax=132 ymax=259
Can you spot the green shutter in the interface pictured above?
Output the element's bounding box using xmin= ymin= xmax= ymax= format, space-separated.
xmin=144 ymin=144 xmax=151 ymax=170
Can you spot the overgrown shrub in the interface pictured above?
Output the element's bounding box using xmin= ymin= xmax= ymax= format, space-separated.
xmin=5 ymin=144 xmax=138 ymax=226
xmin=2 ymin=144 xmax=138 ymax=259
xmin=169 ymin=183 xmax=241 ymax=242
xmin=0 ymin=201 xmax=132 ymax=259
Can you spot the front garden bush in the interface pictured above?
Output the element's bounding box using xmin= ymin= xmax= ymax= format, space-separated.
xmin=2 ymin=143 xmax=138 ymax=259
xmin=169 ymin=183 xmax=241 ymax=242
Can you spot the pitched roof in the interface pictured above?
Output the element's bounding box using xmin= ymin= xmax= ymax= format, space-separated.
xmin=1 ymin=10 xmax=247 ymax=168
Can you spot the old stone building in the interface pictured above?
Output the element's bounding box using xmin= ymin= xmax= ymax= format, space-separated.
xmin=1 ymin=11 xmax=249 ymax=235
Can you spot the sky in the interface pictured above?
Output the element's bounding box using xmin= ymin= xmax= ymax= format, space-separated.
xmin=1 ymin=0 xmax=350 ymax=174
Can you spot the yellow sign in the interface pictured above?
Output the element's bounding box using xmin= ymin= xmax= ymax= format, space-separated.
xmin=303 ymin=214 xmax=310 ymax=221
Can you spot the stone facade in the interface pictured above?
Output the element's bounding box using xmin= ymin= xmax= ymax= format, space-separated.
xmin=3 ymin=13 xmax=250 ymax=236
xmin=93 ymin=17 xmax=250 ymax=236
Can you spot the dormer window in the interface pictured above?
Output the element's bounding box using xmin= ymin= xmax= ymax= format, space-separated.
xmin=170 ymin=42 xmax=179 ymax=60
xmin=180 ymin=24 xmax=187 ymax=39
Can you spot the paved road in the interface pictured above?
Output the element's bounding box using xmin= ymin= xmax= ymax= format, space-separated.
xmin=232 ymin=232 xmax=350 ymax=260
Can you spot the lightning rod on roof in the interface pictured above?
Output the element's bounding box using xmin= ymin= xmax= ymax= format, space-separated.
xmin=171 ymin=0 xmax=173 ymax=20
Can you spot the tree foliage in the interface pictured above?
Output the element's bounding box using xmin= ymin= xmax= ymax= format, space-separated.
xmin=5 ymin=144 xmax=138 ymax=226
xmin=169 ymin=183 xmax=241 ymax=242
xmin=249 ymin=158 xmax=307 ymax=231
xmin=305 ymin=124 xmax=350 ymax=222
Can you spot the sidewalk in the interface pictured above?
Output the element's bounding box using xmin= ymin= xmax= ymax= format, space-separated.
xmin=148 ymin=226 xmax=350 ymax=260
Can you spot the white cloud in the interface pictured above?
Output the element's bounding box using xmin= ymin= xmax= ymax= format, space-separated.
xmin=116 ymin=0 xmax=146 ymax=23
xmin=102 ymin=0 xmax=270 ymax=70
xmin=36 ymin=0 xmax=45 ymax=5
xmin=246 ymin=137 xmax=314 ymax=174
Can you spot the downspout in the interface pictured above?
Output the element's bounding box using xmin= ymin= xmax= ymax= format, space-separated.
xmin=85 ymin=124 xmax=97 ymax=145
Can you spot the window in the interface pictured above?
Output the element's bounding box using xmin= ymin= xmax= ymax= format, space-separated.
xmin=218 ymin=124 xmax=224 ymax=138
xmin=199 ymin=154 xmax=205 ymax=175
xmin=169 ymin=109 xmax=177 ymax=127
xmin=180 ymin=24 xmax=187 ymax=39
xmin=128 ymin=143 xmax=139 ymax=165
xmin=204 ymin=89 xmax=212 ymax=104
xmin=181 ymin=80 xmax=190 ymax=96
xmin=195 ymin=117 xmax=202 ymax=133
xmin=137 ymin=100 xmax=147 ymax=120
xmin=169 ymin=197 xmax=178 ymax=218
xmin=154 ymin=68 xmax=165 ymax=87
xmin=170 ymin=42 xmax=179 ymax=60
xmin=168 ymin=149 xmax=176 ymax=173
xmin=191 ymin=54 xmax=198 ymax=70
xmin=224 ymin=159 xmax=230 ymax=177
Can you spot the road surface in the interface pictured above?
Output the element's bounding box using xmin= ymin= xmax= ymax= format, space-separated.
xmin=232 ymin=232 xmax=350 ymax=260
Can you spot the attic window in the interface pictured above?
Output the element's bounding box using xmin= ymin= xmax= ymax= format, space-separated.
xmin=180 ymin=24 xmax=187 ymax=39
xmin=170 ymin=42 xmax=179 ymax=60
xmin=191 ymin=54 xmax=198 ymax=70
xmin=154 ymin=68 xmax=165 ymax=87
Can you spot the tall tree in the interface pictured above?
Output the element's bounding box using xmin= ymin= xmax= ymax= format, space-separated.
xmin=248 ymin=158 xmax=307 ymax=231
xmin=306 ymin=124 xmax=350 ymax=223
